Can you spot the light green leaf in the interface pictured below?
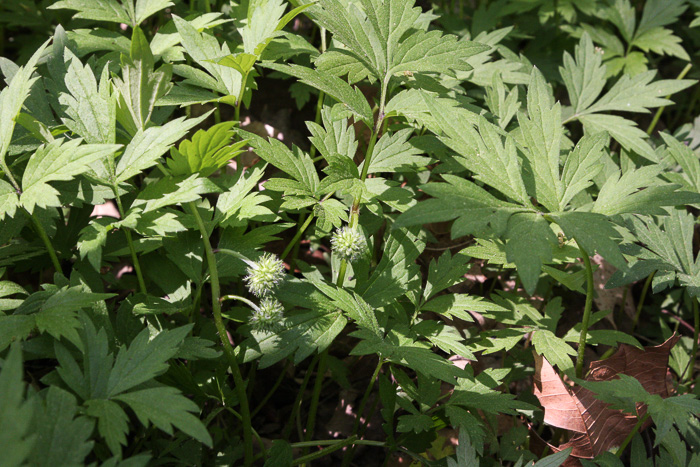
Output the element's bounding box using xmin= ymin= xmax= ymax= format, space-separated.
xmin=532 ymin=330 xmax=575 ymax=373
xmin=20 ymin=139 xmax=121 ymax=213
xmin=172 ymin=15 xmax=242 ymax=99
xmin=560 ymin=132 xmax=607 ymax=208
xmin=633 ymin=27 xmax=689 ymax=61
xmin=635 ymin=0 xmax=688 ymax=38
xmin=60 ymin=53 xmax=117 ymax=145
xmin=560 ymin=33 xmax=607 ymax=115
xmin=115 ymin=113 xmax=209 ymax=182
xmin=0 ymin=39 xmax=51 ymax=179
xmin=48 ymin=0 xmax=131 ymax=25
xmin=362 ymin=128 xmax=430 ymax=173
xmin=517 ymin=67 xmax=563 ymax=212
xmin=113 ymin=27 xmax=173 ymax=134
xmin=132 ymin=174 xmax=221 ymax=213
xmin=0 ymin=179 xmax=19 ymax=220
xmin=579 ymin=113 xmax=657 ymax=162
xmin=262 ymin=62 xmax=373 ymax=126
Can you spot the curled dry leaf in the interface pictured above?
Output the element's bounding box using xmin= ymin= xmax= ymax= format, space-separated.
xmin=533 ymin=335 xmax=679 ymax=460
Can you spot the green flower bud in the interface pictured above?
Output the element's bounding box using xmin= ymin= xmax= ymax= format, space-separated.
xmin=331 ymin=226 xmax=365 ymax=261
xmin=244 ymin=252 xmax=285 ymax=297
xmin=250 ymin=297 xmax=284 ymax=332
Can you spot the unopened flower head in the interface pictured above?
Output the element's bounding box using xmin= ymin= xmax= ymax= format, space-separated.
xmin=244 ymin=252 xmax=285 ymax=297
xmin=331 ymin=226 xmax=365 ymax=261
xmin=250 ymin=297 xmax=284 ymax=332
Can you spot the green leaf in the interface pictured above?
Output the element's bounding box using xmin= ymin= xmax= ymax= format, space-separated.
xmin=505 ymin=213 xmax=557 ymax=295
xmin=420 ymin=294 xmax=508 ymax=322
xmin=168 ymin=122 xmax=246 ymax=177
xmin=355 ymin=228 xmax=424 ymax=307
xmin=0 ymin=39 xmax=51 ymax=180
xmin=262 ymin=63 xmax=373 ymax=126
xmin=241 ymin=308 xmax=348 ymax=368
xmin=635 ymin=0 xmax=688 ymax=38
xmin=50 ymin=0 xmax=174 ymax=27
xmin=115 ymin=113 xmax=209 ymax=182
xmin=517 ymin=67 xmax=563 ymax=212
xmin=132 ymin=174 xmax=221 ymax=213
xmin=312 ymin=280 xmax=381 ymax=336
xmin=362 ymin=128 xmax=430 ymax=173
xmin=113 ymin=27 xmax=173 ymax=134
xmin=238 ymin=130 xmax=319 ymax=193
xmin=49 ymin=0 xmax=132 ymax=25
xmin=29 ymin=387 xmax=94 ymax=467
xmin=85 ymin=399 xmax=128 ymax=455
xmin=560 ymin=132 xmax=607 ymax=208
xmin=532 ymin=330 xmax=575 ymax=373
xmin=633 ymin=27 xmax=689 ymax=61
xmin=60 ymin=53 xmax=117 ymax=145
xmin=307 ymin=108 xmax=358 ymax=162
xmin=107 ymin=325 xmax=192 ymax=396
xmin=0 ymin=179 xmax=19 ymax=220
xmin=114 ymin=387 xmax=212 ymax=447
xmin=579 ymin=113 xmax=657 ymax=162
xmin=0 ymin=344 xmax=35 ymax=467
xmin=560 ymin=33 xmax=607 ymax=116
xmin=172 ymin=15 xmax=242 ymax=99
xmin=423 ymin=250 xmax=471 ymax=302
xmin=552 ymin=211 xmax=626 ymax=270
xmin=661 ymin=132 xmax=700 ymax=193
xmin=421 ymin=93 xmax=529 ymax=206
xmin=20 ymin=139 xmax=121 ymax=213
xmin=593 ymin=165 xmax=700 ymax=217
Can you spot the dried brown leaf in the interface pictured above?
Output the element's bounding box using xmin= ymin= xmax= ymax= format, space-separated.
xmin=533 ymin=335 xmax=679 ymax=459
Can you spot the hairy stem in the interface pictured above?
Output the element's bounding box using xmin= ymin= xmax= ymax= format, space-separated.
xmin=282 ymin=213 xmax=314 ymax=261
xmin=188 ymin=202 xmax=253 ymax=466
xmin=575 ymin=244 xmax=595 ymax=379
xmin=283 ymin=354 xmax=319 ymax=440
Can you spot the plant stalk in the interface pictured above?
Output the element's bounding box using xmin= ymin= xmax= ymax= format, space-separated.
xmin=341 ymin=358 xmax=384 ymax=467
xmin=282 ymin=213 xmax=315 ymax=261
xmin=293 ymin=436 xmax=358 ymax=466
xmin=302 ymin=349 xmax=329 ymax=462
xmin=689 ymin=298 xmax=699 ymax=383
xmin=632 ymin=271 xmax=655 ymax=332
xmin=188 ymin=202 xmax=253 ymax=466
xmin=575 ymin=244 xmax=595 ymax=379
xmin=646 ymin=63 xmax=692 ymax=135
xmin=30 ymin=213 xmax=62 ymax=273
xmin=113 ymin=192 xmax=147 ymax=294
xmin=615 ymin=413 xmax=650 ymax=457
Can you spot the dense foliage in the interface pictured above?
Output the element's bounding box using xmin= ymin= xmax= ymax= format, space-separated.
xmin=1 ymin=0 xmax=700 ymax=465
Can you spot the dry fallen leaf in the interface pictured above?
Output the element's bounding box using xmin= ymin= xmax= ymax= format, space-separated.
xmin=533 ymin=335 xmax=679 ymax=460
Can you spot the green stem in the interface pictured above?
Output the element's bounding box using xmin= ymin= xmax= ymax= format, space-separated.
xmin=188 ymin=202 xmax=253 ymax=467
xmin=221 ymin=293 xmax=260 ymax=311
xmin=113 ymin=193 xmax=147 ymax=295
xmin=575 ymin=244 xmax=595 ymax=379
xmin=30 ymin=213 xmax=62 ymax=273
xmin=282 ymin=213 xmax=314 ymax=261
xmin=341 ymin=358 xmax=384 ymax=467
xmin=687 ymin=298 xmax=699 ymax=383
xmin=615 ymin=413 xmax=650 ymax=457
xmin=292 ymin=438 xmax=384 ymax=449
xmin=646 ymin=63 xmax=692 ymax=135
xmin=252 ymin=360 xmax=290 ymax=418
xmin=302 ymin=349 xmax=329 ymax=461
xmin=632 ymin=271 xmax=655 ymax=332
xmin=283 ymin=354 xmax=319 ymax=440
xmin=293 ymin=436 xmax=358 ymax=466
xmin=309 ymin=92 xmax=325 ymax=159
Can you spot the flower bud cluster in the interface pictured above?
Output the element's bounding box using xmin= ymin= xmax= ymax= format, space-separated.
xmin=244 ymin=252 xmax=285 ymax=297
xmin=249 ymin=297 xmax=284 ymax=332
xmin=331 ymin=226 xmax=365 ymax=261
